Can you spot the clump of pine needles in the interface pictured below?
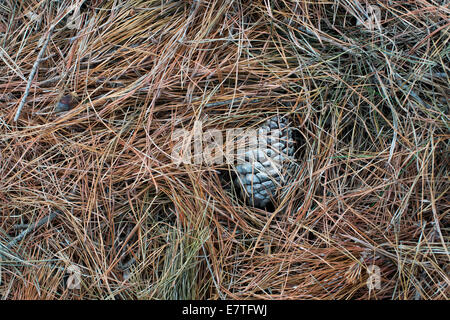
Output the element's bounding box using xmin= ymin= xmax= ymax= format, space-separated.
xmin=0 ymin=0 xmax=448 ymax=300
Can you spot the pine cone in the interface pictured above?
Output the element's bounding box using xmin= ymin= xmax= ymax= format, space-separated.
xmin=234 ymin=116 xmax=295 ymax=208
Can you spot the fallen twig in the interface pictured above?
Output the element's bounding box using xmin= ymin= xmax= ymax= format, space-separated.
xmin=13 ymin=25 xmax=55 ymax=122
xmin=6 ymin=211 xmax=60 ymax=249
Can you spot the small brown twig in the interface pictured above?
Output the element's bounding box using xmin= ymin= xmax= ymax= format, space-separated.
xmin=6 ymin=211 xmax=60 ymax=249
xmin=13 ymin=25 xmax=54 ymax=122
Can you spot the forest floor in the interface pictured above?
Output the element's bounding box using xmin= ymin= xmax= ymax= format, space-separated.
xmin=0 ymin=0 xmax=448 ymax=299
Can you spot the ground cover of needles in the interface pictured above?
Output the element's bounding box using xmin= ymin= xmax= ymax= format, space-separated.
xmin=0 ymin=1 xmax=448 ymax=299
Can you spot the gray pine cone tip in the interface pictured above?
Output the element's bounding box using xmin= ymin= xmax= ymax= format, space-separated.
xmin=234 ymin=115 xmax=295 ymax=208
